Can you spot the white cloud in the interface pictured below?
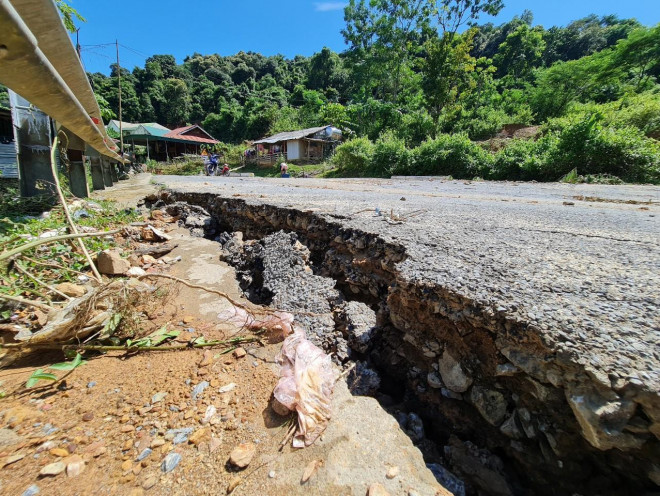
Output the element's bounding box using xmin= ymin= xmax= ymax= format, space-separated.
xmin=314 ymin=2 xmax=346 ymax=12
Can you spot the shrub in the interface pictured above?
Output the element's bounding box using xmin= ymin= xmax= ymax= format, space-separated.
xmin=599 ymin=92 xmax=660 ymax=138
xmin=460 ymin=108 xmax=507 ymax=140
xmin=545 ymin=116 xmax=660 ymax=183
xmin=491 ymin=138 xmax=550 ymax=181
xmin=550 ymin=92 xmax=660 ymax=139
xmin=411 ymin=133 xmax=493 ymax=178
xmin=330 ymin=137 xmax=374 ymax=175
xmin=398 ymin=111 xmax=436 ymax=147
xmin=370 ymin=132 xmax=412 ymax=177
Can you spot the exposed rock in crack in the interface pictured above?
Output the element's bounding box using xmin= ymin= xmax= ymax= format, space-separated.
xmin=153 ymin=190 xmax=660 ymax=496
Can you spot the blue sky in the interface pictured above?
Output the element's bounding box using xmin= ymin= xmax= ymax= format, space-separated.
xmin=74 ymin=0 xmax=660 ymax=75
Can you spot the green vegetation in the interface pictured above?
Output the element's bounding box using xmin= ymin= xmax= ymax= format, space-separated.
xmin=0 ymin=190 xmax=139 ymax=302
xmin=25 ymin=353 xmax=86 ymax=388
xmin=78 ymin=6 xmax=658 ymax=184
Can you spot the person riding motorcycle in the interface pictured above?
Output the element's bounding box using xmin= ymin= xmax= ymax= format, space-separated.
xmin=206 ymin=154 xmax=219 ymax=176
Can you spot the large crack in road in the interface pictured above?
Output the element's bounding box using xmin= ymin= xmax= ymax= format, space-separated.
xmin=149 ymin=176 xmax=659 ymax=495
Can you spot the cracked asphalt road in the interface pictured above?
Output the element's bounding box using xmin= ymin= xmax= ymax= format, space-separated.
xmin=159 ymin=175 xmax=660 ymax=394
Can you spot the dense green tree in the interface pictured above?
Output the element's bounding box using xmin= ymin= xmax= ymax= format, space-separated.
xmin=543 ymin=15 xmax=640 ymax=65
xmin=422 ymin=29 xmax=480 ymax=124
xmin=493 ymin=24 xmax=545 ymax=83
xmin=604 ymin=25 xmax=660 ymax=89
xmin=84 ymin=6 xmax=659 ymax=185
xmin=307 ymin=47 xmax=349 ymax=97
xmin=161 ymin=78 xmax=191 ymax=127
xmin=471 ymin=10 xmax=533 ymax=59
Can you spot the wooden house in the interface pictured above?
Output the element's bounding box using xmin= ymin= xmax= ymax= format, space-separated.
xmin=252 ymin=125 xmax=342 ymax=165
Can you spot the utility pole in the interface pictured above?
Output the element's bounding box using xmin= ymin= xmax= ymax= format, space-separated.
xmin=75 ymin=29 xmax=81 ymax=59
xmin=116 ymin=39 xmax=124 ymax=157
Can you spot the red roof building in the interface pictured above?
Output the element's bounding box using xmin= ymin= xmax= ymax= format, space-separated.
xmin=116 ymin=122 xmax=220 ymax=162
xmin=164 ymin=125 xmax=218 ymax=144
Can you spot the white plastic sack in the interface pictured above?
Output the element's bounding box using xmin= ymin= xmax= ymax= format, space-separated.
xmin=274 ymin=328 xmax=338 ymax=448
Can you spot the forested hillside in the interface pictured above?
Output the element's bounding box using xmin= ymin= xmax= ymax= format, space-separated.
xmin=66 ymin=4 xmax=660 ymax=182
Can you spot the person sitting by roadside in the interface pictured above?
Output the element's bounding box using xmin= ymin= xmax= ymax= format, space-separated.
xmin=222 ymin=163 xmax=230 ymax=176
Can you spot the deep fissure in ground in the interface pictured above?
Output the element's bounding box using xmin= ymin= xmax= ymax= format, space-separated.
xmin=149 ymin=191 xmax=657 ymax=496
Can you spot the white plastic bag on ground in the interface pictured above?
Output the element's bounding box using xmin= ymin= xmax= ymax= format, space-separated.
xmin=274 ymin=328 xmax=338 ymax=447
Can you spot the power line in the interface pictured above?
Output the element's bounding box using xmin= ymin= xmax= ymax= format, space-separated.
xmin=119 ymin=43 xmax=148 ymax=58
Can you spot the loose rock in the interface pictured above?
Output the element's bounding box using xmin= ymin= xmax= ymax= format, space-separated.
xmin=218 ymin=383 xmax=236 ymax=394
xmin=54 ymin=283 xmax=86 ymax=298
xmin=469 ymin=386 xmax=507 ymax=426
xmin=368 ymin=482 xmax=390 ymax=496
xmin=301 ymin=459 xmax=322 ymax=483
xmin=136 ymin=448 xmax=152 ymax=461
xmin=192 ymin=381 xmax=209 ymax=400
xmin=65 ymin=455 xmax=85 ymax=477
xmin=229 ymin=442 xmax=256 ymax=469
xmin=127 ymin=267 xmax=147 ymax=277
xmin=142 ymin=475 xmax=157 ymax=490
xmin=188 ymin=428 xmax=210 ymax=446
xmin=438 ymin=351 xmax=472 ymax=393
xmin=386 ymin=466 xmax=399 ymax=479
xmin=226 ymin=476 xmax=241 ymax=494
xmin=151 ymin=392 xmax=167 ymax=404
xmin=97 ymin=250 xmax=130 ymax=275
xmin=22 ymin=485 xmax=40 ymax=496
xmin=161 ymin=452 xmax=181 ymax=473
xmin=4 ymin=453 xmax=25 ymax=466
xmin=39 ymin=461 xmax=65 ymax=476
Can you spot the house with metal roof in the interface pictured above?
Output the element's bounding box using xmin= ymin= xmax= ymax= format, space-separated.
xmin=252 ymin=125 xmax=342 ymax=165
xmin=107 ymin=120 xmax=170 ymax=137
xmin=106 ymin=121 xmax=220 ymax=162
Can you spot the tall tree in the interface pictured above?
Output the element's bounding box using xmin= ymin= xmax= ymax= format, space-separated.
xmin=343 ymin=0 xmax=430 ymax=102
xmin=493 ymin=24 xmax=545 ymax=83
xmin=162 ymin=78 xmax=191 ymax=127
xmin=605 ymin=25 xmax=660 ymax=90
xmin=422 ymin=29 xmax=481 ymax=123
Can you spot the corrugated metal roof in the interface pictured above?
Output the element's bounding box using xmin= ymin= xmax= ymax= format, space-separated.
xmin=165 ymin=125 xmax=216 ymax=141
xmin=135 ymin=124 xmax=169 ymax=137
xmin=167 ymin=125 xmax=196 ymax=136
xmin=123 ymin=134 xmax=219 ymax=145
xmin=110 ymin=121 xmax=171 ymax=134
xmin=109 ymin=120 xmax=140 ymax=131
xmin=253 ymin=126 xmax=330 ymax=144
xmin=166 ymin=134 xmax=218 ymax=144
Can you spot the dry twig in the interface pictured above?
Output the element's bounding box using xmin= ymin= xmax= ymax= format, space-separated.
xmin=19 ymin=255 xmax=93 ymax=279
xmin=13 ymin=260 xmax=71 ymax=300
xmin=0 ymin=335 xmax=259 ymax=351
xmin=0 ymin=294 xmax=55 ymax=312
xmin=0 ymin=230 xmax=121 ymax=262
xmin=51 ymin=134 xmax=103 ymax=283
